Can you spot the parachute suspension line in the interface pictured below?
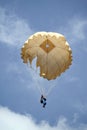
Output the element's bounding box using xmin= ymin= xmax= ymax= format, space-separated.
xmin=30 ymin=66 xmax=44 ymax=95
xmin=26 ymin=62 xmax=39 ymax=93
xmin=26 ymin=57 xmax=42 ymax=94
xmin=36 ymin=51 xmax=45 ymax=95
xmin=34 ymin=74 xmax=46 ymax=95
xmin=46 ymin=84 xmax=56 ymax=96
xmin=34 ymin=77 xmax=43 ymax=95
xmin=28 ymin=54 xmax=55 ymax=97
xmin=27 ymin=50 xmax=46 ymax=95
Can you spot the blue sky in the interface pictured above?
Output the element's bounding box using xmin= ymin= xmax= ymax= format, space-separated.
xmin=0 ymin=0 xmax=87 ymax=129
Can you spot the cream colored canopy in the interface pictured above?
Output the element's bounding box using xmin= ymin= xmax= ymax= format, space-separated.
xmin=21 ymin=32 xmax=72 ymax=80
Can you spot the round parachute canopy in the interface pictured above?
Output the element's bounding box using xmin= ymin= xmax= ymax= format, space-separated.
xmin=21 ymin=32 xmax=72 ymax=80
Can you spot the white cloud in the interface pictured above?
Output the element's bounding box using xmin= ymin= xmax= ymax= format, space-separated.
xmin=70 ymin=18 xmax=87 ymax=40
xmin=59 ymin=17 xmax=87 ymax=45
xmin=72 ymin=113 xmax=79 ymax=124
xmin=63 ymin=74 xmax=79 ymax=83
xmin=0 ymin=7 xmax=33 ymax=46
xmin=0 ymin=106 xmax=87 ymax=130
xmin=74 ymin=102 xmax=87 ymax=114
xmin=6 ymin=61 xmax=22 ymax=74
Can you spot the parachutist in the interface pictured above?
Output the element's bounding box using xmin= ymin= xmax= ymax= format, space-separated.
xmin=40 ymin=95 xmax=47 ymax=108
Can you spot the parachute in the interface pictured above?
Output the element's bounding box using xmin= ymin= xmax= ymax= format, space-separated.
xmin=21 ymin=32 xmax=72 ymax=95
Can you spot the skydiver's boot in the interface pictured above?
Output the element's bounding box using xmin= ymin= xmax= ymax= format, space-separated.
xmin=43 ymin=103 xmax=46 ymax=108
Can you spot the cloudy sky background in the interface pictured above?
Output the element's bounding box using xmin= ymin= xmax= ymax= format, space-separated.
xmin=0 ymin=0 xmax=87 ymax=129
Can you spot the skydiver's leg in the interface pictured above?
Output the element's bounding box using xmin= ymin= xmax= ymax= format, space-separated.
xmin=40 ymin=99 xmax=43 ymax=103
xmin=43 ymin=102 xmax=46 ymax=108
xmin=43 ymin=104 xmax=45 ymax=108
